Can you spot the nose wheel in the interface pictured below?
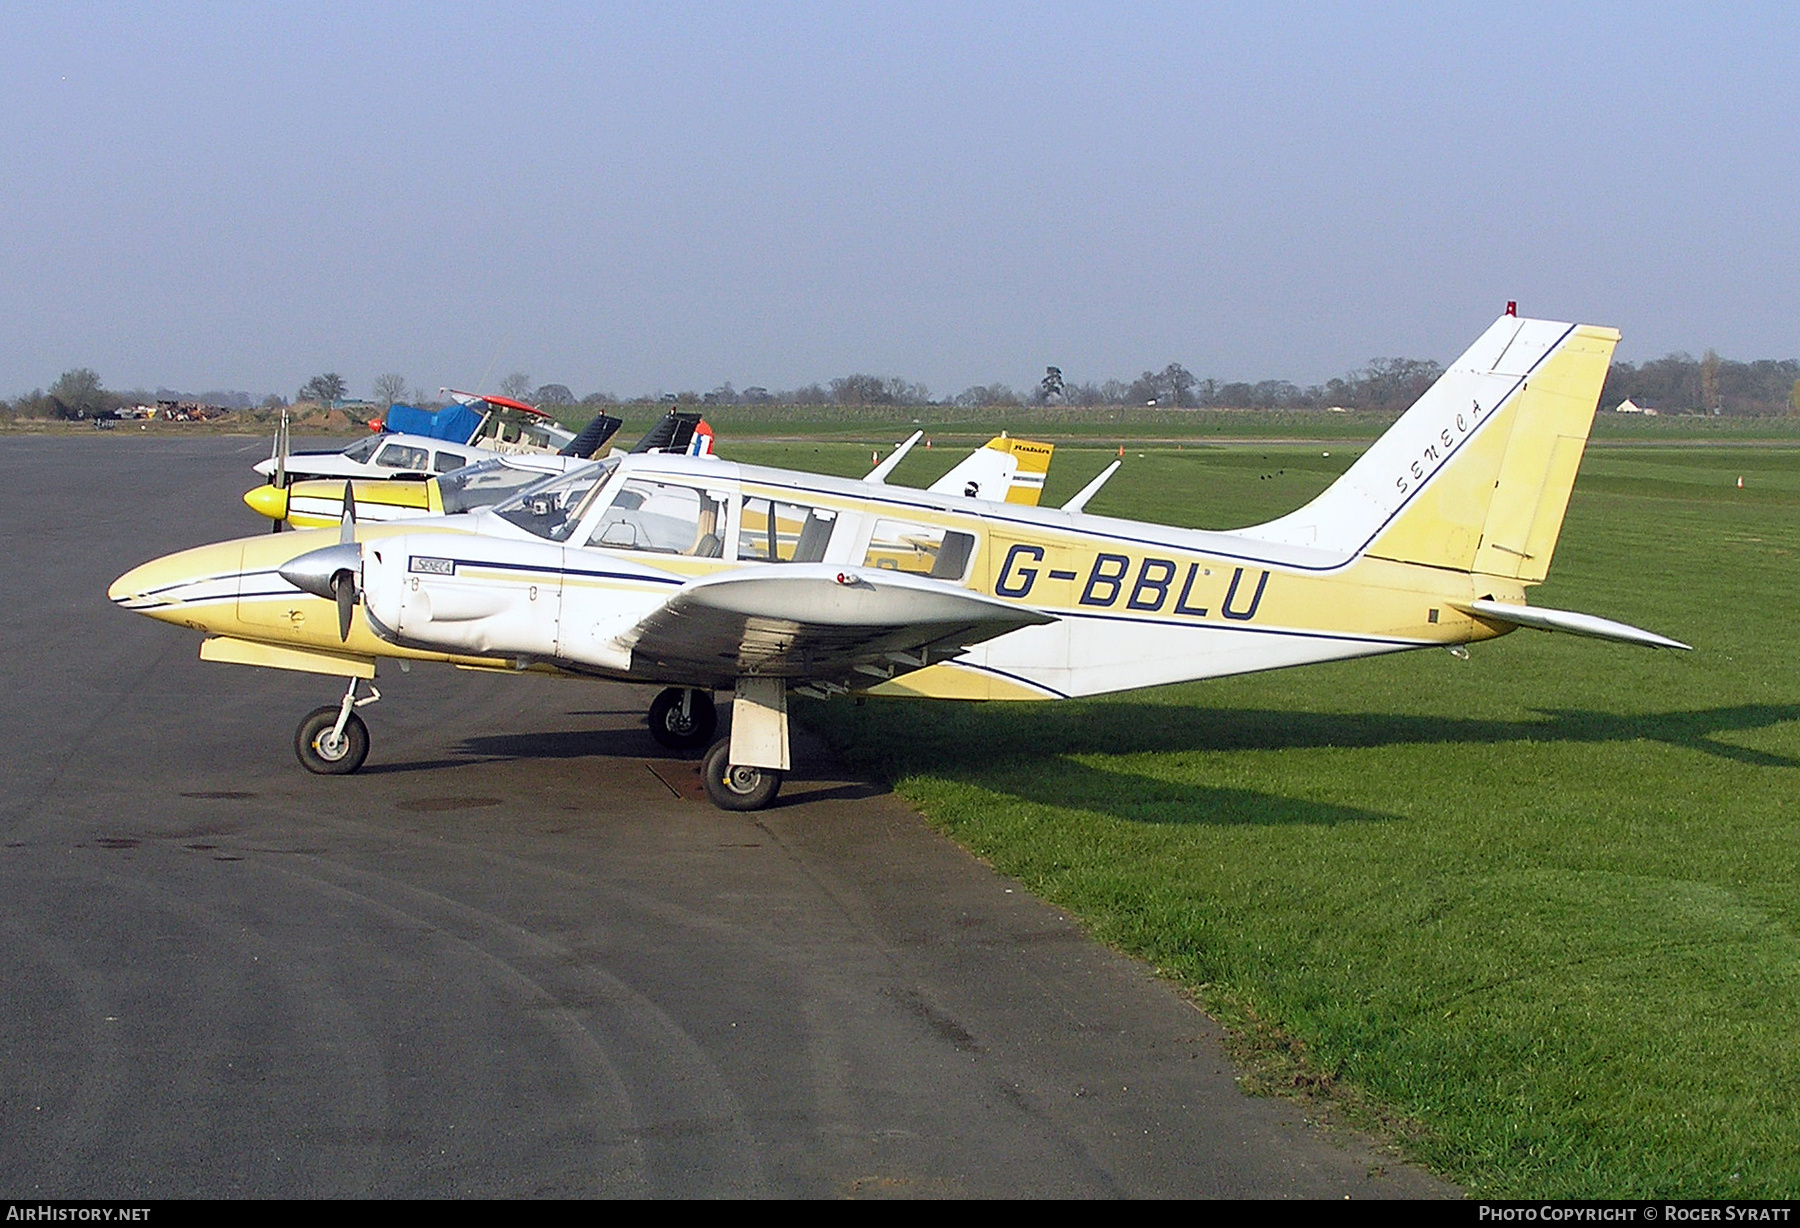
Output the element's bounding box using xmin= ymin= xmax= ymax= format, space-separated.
xmin=294 ymin=677 xmax=379 ymax=775
xmin=296 ymin=707 xmax=369 ymax=774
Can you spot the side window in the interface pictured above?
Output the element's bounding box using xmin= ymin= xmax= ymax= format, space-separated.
xmin=376 ymin=443 xmax=428 ymax=470
xmin=433 ymin=451 xmax=467 ymax=473
xmin=863 ymin=520 xmax=977 ymax=581
xmin=739 ymin=499 xmax=836 ymax=563
xmin=587 ymin=480 xmax=729 ymax=556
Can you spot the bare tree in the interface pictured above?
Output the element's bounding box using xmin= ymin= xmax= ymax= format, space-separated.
xmin=1701 ymin=348 xmax=1722 ymax=411
xmin=1162 ymin=363 xmax=1197 ymax=407
xmin=498 ymin=371 xmax=534 ymax=401
xmin=371 ymin=372 xmax=407 ymax=409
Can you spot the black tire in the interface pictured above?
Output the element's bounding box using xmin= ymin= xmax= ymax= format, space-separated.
xmin=647 ymin=687 xmax=717 ymax=751
xmin=294 ymin=706 xmax=369 ymax=775
xmin=701 ymin=738 xmax=782 ymax=811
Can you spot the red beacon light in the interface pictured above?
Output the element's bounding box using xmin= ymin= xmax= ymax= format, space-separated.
xmin=1505 ymin=300 xmax=1517 ymax=317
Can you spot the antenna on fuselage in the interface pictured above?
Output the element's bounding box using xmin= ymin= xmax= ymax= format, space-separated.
xmin=865 ymin=430 xmax=924 ymax=484
xmin=1062 ymin=460 xmax=1121 ymax=513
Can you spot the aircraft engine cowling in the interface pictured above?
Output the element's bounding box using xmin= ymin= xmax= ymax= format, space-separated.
xmin=360 ymin=535 xmax=564 ymax=659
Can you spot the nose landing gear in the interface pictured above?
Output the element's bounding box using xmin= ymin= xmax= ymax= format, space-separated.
xmin=294 ymin=676 xmax=380 ymax=775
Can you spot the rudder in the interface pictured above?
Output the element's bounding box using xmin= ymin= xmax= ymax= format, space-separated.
xmin=1239 ymin=315 xmax=1619 ymax=583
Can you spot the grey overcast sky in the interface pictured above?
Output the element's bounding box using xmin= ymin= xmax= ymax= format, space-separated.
xmin=3 ymin=1 xmax=1795 ymax=400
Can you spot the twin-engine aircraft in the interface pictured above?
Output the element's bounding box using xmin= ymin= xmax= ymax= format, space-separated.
xmin=110 ymin=312 xmax=1687 ymax=810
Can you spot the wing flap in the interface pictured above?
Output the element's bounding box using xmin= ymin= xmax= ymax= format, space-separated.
xmin=618 ymin=565 xmax=1055 ymax=683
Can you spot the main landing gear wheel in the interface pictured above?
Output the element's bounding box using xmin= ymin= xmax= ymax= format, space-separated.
xmin=295 ymin=705 xmax=370 ymax=775
xmin=648 ymin=687 xmax=718 ymax=751
xmin=701 ymin=738 xmax=782 ymax=811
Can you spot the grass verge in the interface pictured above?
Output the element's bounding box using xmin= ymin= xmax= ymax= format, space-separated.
xmin=794 ymin=443 xmax=1800 ymax=1197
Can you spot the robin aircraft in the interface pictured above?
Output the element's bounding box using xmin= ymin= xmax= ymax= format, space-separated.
xmin=110 ymin=311 xmax=1687 ymax=810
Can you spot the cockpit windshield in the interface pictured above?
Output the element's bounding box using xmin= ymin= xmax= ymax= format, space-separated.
xmin=491 ymin=457 xmax=621 ymax=541
xmin=341 ymin=435 xmax=381 ymax=462
xmin=438 ymin=458 xmax=562 ymax=515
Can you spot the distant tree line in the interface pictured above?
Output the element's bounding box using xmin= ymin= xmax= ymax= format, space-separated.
xmin=1601 ymin=351 xmax=1800 ymax=416
xmin=644 ymin=355 xmax=1453 ymax=413
xmin=8 ymin=351 xmax=1800 ymax=423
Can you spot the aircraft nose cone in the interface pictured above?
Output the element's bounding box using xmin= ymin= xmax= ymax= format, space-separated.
xmin=244 ymin=483 xmax=289 ymax=521
xmin=105 ymin=539 xmax=247 ymax=627
xmin=107 ymin=560 xmax=152 ymax=605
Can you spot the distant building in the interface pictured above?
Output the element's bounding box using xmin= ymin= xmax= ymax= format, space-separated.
xmin=1614 ymin=398 xmax=1660 ymax=416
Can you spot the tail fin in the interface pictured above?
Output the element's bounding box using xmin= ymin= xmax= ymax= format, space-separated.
xmin=1239 ymin=315 xmax=1619 ymax=582
xmin=927 ymin=436 xmax=1056 ymax=505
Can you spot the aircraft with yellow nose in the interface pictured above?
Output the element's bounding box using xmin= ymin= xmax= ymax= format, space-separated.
xmin=241 ymin=431 xmax=1059 ymax=530
xmin=110 ymin=311 xmax=1688 ymax=811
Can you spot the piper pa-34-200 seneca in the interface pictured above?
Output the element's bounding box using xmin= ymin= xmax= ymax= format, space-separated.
xmin=110 ymin=311 xmax=1689 ymax=810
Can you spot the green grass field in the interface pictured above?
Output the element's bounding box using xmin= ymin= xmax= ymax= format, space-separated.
xmin=600 ymin=401 xmax=1800 ymax=448
xmin=738 ymin=435 xmax=1800 ymax=1197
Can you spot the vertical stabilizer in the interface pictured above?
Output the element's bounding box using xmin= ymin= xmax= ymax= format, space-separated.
xmin=927 ymin=436 xmax=1055 ymax=505
xmin=1238 ymin=315 xmax=1619 ymax=581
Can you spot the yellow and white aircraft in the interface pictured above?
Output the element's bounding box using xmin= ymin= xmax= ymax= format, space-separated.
xmin=243 ymin=432 xmax=1059 ymax=530
xmin=110 ymin=312 xmax=1687 ymax=810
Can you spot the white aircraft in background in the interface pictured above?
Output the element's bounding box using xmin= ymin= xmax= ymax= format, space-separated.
xmin=252 ymin=392 xmax=617 ymax=485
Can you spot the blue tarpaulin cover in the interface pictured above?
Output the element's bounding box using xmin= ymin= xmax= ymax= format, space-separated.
xmin=382 ymin=403 xmax=483 ymax=443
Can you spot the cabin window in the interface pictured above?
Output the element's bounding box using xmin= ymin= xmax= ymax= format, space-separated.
xmin=376 ymin=443 xmax=428 ymax=471
xmin=738 ymin=499 xmax=836 ymax=563
xmin=586 ymin=479 xmax=729 ymax=557
xmin=492 ymin=458 xmax=620 ymax=541
xmin=438 ymin=459 xmax=557 ymax=515
xmin=863 ymin=520 xmax=977 ymax=581
xmin=433 ymin=451 xmax=468 ymax=473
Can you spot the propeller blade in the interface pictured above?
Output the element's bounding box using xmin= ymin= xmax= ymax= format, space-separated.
xmin=334 ymin=572 xmax=355 ymax=641
xmin=340 ymin=481 xmax=357 ymax=546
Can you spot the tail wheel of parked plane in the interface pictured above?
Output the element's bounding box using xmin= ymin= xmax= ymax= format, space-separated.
xmin=294 ymin=706 xmax=370 ymax=775
xmin=648 ymin=687 xmax=718 ymax=751
xmin=701 ymin=738 xmax=782 ymax=811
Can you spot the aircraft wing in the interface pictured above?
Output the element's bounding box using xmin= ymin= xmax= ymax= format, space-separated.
xmin=616 ymin=565 xmax=1057 ymax=685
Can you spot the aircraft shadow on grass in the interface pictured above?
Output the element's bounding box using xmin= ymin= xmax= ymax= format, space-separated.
xmin=820 ymin=699 xmax=1800 ymax=827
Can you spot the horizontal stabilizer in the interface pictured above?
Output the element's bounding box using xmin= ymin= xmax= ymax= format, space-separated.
xmin=1452 ymin=599 xmax=1691 ymax=650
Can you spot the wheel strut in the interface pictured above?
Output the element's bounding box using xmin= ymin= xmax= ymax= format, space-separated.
xmin=330 ymin=676 xmax=381 ymax=746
